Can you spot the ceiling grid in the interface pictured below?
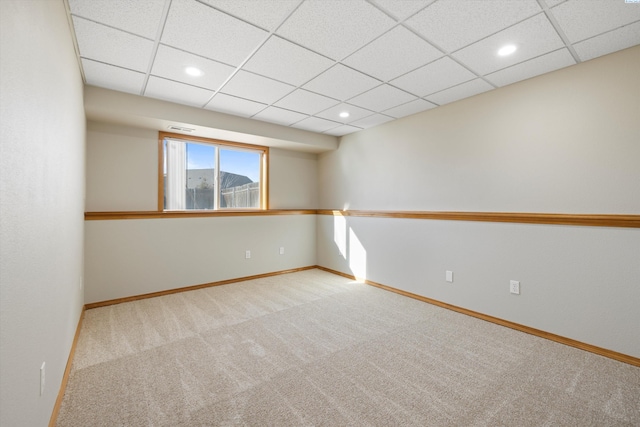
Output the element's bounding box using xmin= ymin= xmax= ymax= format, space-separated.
xmin=67 ymin=0 xmax=640 ymax=136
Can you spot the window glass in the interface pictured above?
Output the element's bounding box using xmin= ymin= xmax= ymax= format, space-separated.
xmin=162 ymin=134 xmax=265 ymax=211
xmin=219 ymin=149 xmax=261 ymax=208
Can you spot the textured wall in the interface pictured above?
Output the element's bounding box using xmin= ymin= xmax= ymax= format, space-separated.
xmin=0 ymin=1 xmax=85 ymax=425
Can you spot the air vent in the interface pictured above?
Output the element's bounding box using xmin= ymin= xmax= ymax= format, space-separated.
xmin=168 ymin=125 xmax=195 ymax=133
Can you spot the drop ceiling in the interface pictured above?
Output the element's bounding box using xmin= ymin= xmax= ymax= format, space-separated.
xmin=67 ymin=0 xmax=640 ymax=136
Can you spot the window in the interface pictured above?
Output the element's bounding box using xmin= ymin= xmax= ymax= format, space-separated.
xmin=159 ymin=132 xmax=268 ymax=211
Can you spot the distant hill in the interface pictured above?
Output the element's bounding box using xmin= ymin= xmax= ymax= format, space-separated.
xmin=185 ymin=169 xmax=252 ymax=189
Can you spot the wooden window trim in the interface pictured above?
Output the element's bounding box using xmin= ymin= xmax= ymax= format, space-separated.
xmin=158 ymin=132 xmax=269 ymax=211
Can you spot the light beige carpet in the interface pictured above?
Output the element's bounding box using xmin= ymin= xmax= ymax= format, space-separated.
xmin=57 ymin=269 xmax=639 ymax=426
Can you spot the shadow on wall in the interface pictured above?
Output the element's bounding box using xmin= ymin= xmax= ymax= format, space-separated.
xmin=333 ymin=213 xmax=368 ymax=281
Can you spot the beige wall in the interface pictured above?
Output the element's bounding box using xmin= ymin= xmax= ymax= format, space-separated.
xmin=269 ymin=148 xmax=318 ymax=209
xmin=84 ymin=122 xmax=319 ymax=303
xmin=0 ymin=1 xmax=86 ymax=425
xmin=319 ymin=46 xmax=640 ymax=214
xmin=86 ymin=122 xmax=158 ymax=211
xmin=85 ymin=122 xmax=318 ymax=211
xmin=316 ymin=47 xmax=640 ymax=358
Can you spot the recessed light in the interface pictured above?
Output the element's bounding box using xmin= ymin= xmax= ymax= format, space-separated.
xmin=339 ymin=111 xmax=350 ymax=118
xmin=498 ymin=44 xmax=517 ymax=56
xmin=184 ymin=66 xmax=203 ymax=77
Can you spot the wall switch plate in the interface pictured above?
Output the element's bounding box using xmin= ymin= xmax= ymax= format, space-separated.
xmin=245 ymin=250 xmax=251 ymax=259
xmin=279 ymin=247 xmax=285 ymax=255
xmin=40 ymin=362 xmax=45 ymax=396
xmin=446 ymin=270 xmax=453 ymax=283
xmin=510 ymin=280 xmax=520 ymax=295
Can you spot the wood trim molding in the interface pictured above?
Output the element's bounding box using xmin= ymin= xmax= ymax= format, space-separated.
xmin=316 ymin=210 xmax=640 ymax=228
xmin=263 ymin=149 xmax=269 ymax=210
xmin=84 ymin=266 xmax=317 ymax=309
xmin=315 ymin=266 xmax=640 ymax=367
xmin=85 ymin=209 xmax=317 ymax=220
xmin=49 ymin=307 xmax=85 ymax=427
xmin=157 ymin=136 xmax=164 ymax=212
xmin=84 ymin=209 xmax=640 ymax=228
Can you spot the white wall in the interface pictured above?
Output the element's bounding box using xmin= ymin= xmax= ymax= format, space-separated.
xmin=316 ymin=47 xmax=640 ymax=358
xmin=0 ymin=1 xmax=85 ymax=425
xmin=85 ymin=215 xmax=316 ymax=303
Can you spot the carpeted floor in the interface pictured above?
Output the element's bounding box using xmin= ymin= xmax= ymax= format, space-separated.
xmin=56 ymin=269 xmax=640 ymax=426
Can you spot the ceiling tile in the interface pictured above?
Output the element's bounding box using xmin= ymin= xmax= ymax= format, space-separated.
xmin=220 ymin=71 xmax=295 ymax=105
xmin=68 ymin=0 xmax=638 ymax=136
xmin=68 ymin=0 xmax=165 ymax=39
xmin=551 ymin=0 xmax=640 ymax=43
xmin=573 ymin=21 xmax=640 ymax=62
xmin=162 ymin=0 xmax=268 ymax=66
xmin=324 ymin=125 xmax=363 ymax=136
xmin=383 ymin=99 xmax=436 ymax=118
xmin=81 ymin=59 xmax=145 ymax=95
xmin=350 ymin=113 xmax=395 ymax=129
xmin=204 ymin=93 xmax=267 ymax=117
xmin=276 ymin=0 xmax=396 ymax=60
xmin=425 ymin=78 xmax=494 ymax=105
xmin=292 ymin=117 xmax=342 ymax=133
xmin=243 ymin=36 xmax=334 ymax=86
xmin=72 ymin=17 xmax=154 ymax=72
xmin=274 ymin=89 xmax=339 ymax=115
xmin=253 ymin=106 xmax=308 ymax=126
xmin=369 ymin=0 xmax=434 ymax=21
xmin=343 ymin=26 xmax=443 ymax=81
xmin=391 ymin=57 xmax=476 ymax=96
xmin=452 ymin=13 xmax=565 ymax=75
xmin=303 ymin=64 xmax=381 ymax=101
xmin=200 ymin=0 xmax=300 ymax=31
xmin=485 ymin=48 xmax=576 ymax=87
xmin=348 ymin=84 xmax=417 ymax=111
xmin=315 ymin=103 xmax=374 ymax=124
xmin=406 ymin=0 xmax=541 ymax=52
xmin=151 ymin=45 xmax=235 ymax=91
xmin=144 ymin=77 xmax=214 ymax=107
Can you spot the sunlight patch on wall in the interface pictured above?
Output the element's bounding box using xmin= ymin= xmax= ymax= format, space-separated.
xmin=334 ymin=214 xmax=347 ymax=259
xmin=349 ymin=227 xmax=367 ymax=281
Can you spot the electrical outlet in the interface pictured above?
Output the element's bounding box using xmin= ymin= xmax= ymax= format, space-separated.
xmin=510 ymin=280 xmax=520 ymax=295
xmin=40 ymin=362 xmax=45 ymax=396
xmin=279 ymin=247 xmax=285 ymax=255
xmin=245 ymin=250 xmax=251 ymax=259
xmin=446 ymin=270 xmax=453 ymax=283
